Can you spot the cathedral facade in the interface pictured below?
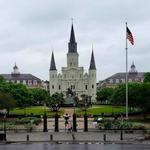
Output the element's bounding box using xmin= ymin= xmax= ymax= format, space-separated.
xmin=49 ymin=24 xmax=96 ymax=102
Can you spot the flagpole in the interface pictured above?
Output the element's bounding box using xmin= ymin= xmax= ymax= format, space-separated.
xmin=125 ymin=22 xmax=128 ymax=120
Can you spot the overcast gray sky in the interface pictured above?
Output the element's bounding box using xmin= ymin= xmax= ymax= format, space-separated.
xmin=0 ymin=0 xmax=150 ymax=81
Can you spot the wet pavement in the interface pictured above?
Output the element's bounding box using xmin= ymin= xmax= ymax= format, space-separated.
xmin=0 ymin=143 xmax=150 ymax=150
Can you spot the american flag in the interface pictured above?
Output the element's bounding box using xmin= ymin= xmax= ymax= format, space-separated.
xmin=126 ymin=27 xmax=134 ymax=45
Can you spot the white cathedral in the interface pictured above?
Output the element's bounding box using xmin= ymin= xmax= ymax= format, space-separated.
xmin=49 ymin=24 xmax=97 ymax=103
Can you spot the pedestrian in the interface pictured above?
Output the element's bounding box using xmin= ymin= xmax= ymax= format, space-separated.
xmin=63 ymin=113 xmax=70 ymax=130
xmin=67 ymin=123 xmax=72 ymax=133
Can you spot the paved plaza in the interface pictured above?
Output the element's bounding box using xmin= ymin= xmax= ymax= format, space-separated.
xmin=1 ymin=112 xmax=150 ymax=144
xmin=3 ymin=131 xmax=147 ymax=144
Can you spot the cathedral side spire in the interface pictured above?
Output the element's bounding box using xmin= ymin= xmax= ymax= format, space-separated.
xmin=68 ymin=24 xmax=77 ymax=53
xmin=50 ymin=52 xmax=56 ymax=70
xmin=89 ymin=50 xmax=96 ymax=70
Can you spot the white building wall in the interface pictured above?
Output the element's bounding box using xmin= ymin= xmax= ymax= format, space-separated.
xmin=49 ymin=65 xmax=96 ymax=103
xmin=88 ymin=70 xmax=97 ymax=102
xmin=49 ymin=70 xmax=58 ymax=95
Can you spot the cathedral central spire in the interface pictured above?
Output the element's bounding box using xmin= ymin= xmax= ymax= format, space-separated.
xmin=70 ymin=24 xmax=76 ymax=43
xmin=68 ymin=24 xmax=77 ymax=53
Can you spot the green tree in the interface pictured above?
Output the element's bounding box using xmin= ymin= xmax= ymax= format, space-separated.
xmin=144 ymin=72 xmax=150 ymax=83
xmin=111 ymin=83 xmax=141 ymax=107
xmin=30 ymin=88 xmax=49 ymax=105
xmin=136 ymin=83 xmax=150 ymax=115
xmin=96 ymin=87 xmax=114 ymax=103
xmin=0 ymin=92 xmax=16 ymax=114
xmin=0 ymin=75 xmax=5 ymax=83
xmin=0 ymin=81 xmax=33 ymax=109
xmin=0 ymin=78 xmax=35 ymax=112
xmin=9 ymin=84 xmax=33 ymax=108
xmin=111 ymin=84 xmax=126 ymax=105
xmin=111 ymin=83 xmax=150 ymax=118
xmin=47 ymin=92 xmax=64 ymax=111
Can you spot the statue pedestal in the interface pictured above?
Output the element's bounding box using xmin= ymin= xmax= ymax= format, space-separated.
xmin=64 ymin=96 xmax=74 ymax=105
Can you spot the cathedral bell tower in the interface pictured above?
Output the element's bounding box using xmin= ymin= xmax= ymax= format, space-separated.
xmin=88 ymin=50 xmax=96 ymax=102
xmin=67 ymin=24 xmax=79 ymax=68
xmin=49 ymin=52 xmax=57 ymax=95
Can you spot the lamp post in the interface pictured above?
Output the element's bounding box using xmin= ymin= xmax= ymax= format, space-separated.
xmin=73 ymin=103 xmax=77 ymax=132
xmin=84 ymin=103 xmax=88 ymax=132
xmin=73 ymin=103 xmax=76 ymax=114
xmin=54 ymin=104 xmax=59 ymax=132
xmin=84 ymin=103 xmax=87 ymax=115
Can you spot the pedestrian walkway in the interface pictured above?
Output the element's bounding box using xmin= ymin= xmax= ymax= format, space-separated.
xmin=2 ymin=131 xmax=147 ymax=144
xmin=63 ymin=108 xmax=74 ymax=116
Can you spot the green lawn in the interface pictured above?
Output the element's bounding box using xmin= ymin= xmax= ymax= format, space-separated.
xmin=77 ymin=105 xmax=125 ymax=116
xmin=10 ymin=105 xmax=125 ymax=117
xmin=10 ymin=106 xmax=64 ymax=116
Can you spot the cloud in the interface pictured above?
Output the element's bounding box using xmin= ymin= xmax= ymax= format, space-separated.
xmin=0 ymin=0 xmax=150 ymax=81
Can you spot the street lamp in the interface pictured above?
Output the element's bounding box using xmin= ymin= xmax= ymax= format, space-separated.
xmin=84 ymin=103 xmax=87 ymax=115
xmin=73 ymin=103 xmax=76 ymax=114
xmin=44 ymin=103 xmax=46 ymax=114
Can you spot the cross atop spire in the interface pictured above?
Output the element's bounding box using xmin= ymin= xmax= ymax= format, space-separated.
xmin=68 ymin=23 xmax=77 ymax=53
xmin=50 ymin=52 xmax=56 ymax=71
xmin=89 ymin=50 xmax=96 ymax=70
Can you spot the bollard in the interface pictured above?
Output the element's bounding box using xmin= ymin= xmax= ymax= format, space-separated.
xmin=73 ymin=113 xmax=77 ymax=132
xmin=120 ymin=129 xmax=123 ymax=140
xmin=26 ymin=134 xmax=29 ymax=141
xmin=55 ymin=113 xmax=59 ymax=132
xmin=84 ymin=114 xmax=88 ymax=132
xmin=103 ymin=134 xmax=106 ymax=141
xmin=50 ymin=134 xmax=53 ymax=141
xmin=72 ymin=133 xmax=75 ymax=140
xmin=43 ymin=113 xmax=48 ymax=132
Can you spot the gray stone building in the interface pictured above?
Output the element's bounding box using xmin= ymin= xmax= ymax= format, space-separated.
xmin=98 ymin=62 xmax=145 ymax=88
xmin=0 ymin=63 xmax=42 ymax=88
